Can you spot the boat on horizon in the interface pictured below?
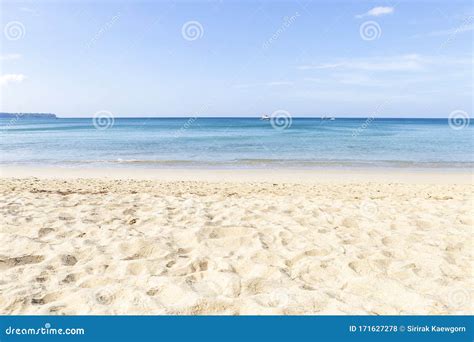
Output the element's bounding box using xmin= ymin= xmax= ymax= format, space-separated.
xmin=260 ymin=114 xmax=270 ymax=120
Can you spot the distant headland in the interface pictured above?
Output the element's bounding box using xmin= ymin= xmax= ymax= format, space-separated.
xmin=0 ymin=113 xmax=57 ymax=118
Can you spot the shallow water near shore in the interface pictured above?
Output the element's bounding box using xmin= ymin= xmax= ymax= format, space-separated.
xmin=1 ymin=117 xmax=472 ymax=169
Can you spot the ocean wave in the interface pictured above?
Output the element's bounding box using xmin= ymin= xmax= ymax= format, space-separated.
xmin=39 ymin=159 xmax=474 ymax=169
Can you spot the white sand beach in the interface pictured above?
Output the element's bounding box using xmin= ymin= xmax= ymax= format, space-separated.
xmin=0 ymin=167 xmax=472 ymax=315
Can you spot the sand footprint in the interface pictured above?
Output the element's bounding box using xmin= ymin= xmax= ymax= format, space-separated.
xmin=0 ymin=255 xmax=44 ymax=270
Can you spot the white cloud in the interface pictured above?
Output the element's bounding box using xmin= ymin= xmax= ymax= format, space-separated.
xmin=298 ymin=54 xmax=426 ymax=72
xmin=266 ymin=81 xmax=293 ymax=86
xmin=304 ymin=74 xmax=379 ymax=86
xmin=19 ymin=7 xmax=40 ymax=16
xmin=19 ymin=7 xmax=35 ymax=12
xmin=299 ymin=63 xmax=344 ymax=70
xmin=297 ymin=55 xmax=472 ymax=91
xmin=334 ymin=73 xmax=383 ymax=86
xmin=233 ymin=81 xmax=293 ymax=88
xmin=356 ymin=6 xmax=394 ymax=18
xmin=232 ymin=83 xmax=257 ymax=89
xmin=0 ymin=74 xmax=27 ymax=86
xmin=0 ymin=53 xmax=22 ymax=61
xmin=304 ymin=77 xmax=323 ymax=83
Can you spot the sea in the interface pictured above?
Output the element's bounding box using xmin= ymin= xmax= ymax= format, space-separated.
xmin=1 ymin=117 xmax=472 ymax=170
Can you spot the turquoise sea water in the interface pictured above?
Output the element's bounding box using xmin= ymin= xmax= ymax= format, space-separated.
xmin=1 ymin=117 xmax=472 ymax=169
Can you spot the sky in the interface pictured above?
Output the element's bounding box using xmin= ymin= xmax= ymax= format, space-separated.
xmin=0 ymin=0 xmax=473 ymax=118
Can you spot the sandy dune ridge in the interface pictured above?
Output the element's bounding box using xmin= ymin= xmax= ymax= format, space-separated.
xmin=0 ymin=176 xmax=472 ymax=314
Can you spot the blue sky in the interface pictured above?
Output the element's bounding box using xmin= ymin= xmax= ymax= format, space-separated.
xmin=1 ymin=0 xmax=472 ymax=117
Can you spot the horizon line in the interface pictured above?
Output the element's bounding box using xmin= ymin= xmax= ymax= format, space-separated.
xmin=55 ymin=116 xmax=456 ymax=119
xmin=0 ymin=113 xmax=461 ymax=120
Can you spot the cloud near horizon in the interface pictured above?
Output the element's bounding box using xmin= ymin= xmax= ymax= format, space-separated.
xmin=233 ymin=81 xmax=294 ymax=89
xmin=298 ymin=54 xmax=428 ymax=72
xmin=0 ymin=53 xmax=22 ymax=61
xmin=356 ymin=6 xmax=394 ymax=18
xmin=0 ymin=74 xmax=27 ymax=86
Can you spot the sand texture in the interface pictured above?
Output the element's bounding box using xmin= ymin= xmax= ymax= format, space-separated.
xmin=0 ymin=177 xmax=472 ymax=315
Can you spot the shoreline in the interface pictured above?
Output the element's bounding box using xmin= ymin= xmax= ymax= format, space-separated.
xmin=0 ymin=165 xmax=472 ymax=184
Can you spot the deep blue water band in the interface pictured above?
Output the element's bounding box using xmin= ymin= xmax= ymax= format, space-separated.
xmin=0 ymin=316 xmax=472 ymax=342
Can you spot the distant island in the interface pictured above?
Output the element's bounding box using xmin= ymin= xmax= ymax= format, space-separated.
xmin=0 ymin=113 xmax=57 ymax=118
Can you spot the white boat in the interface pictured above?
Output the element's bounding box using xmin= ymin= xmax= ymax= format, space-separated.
xmin=260 ymin=114 xmax=270 ymax=120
